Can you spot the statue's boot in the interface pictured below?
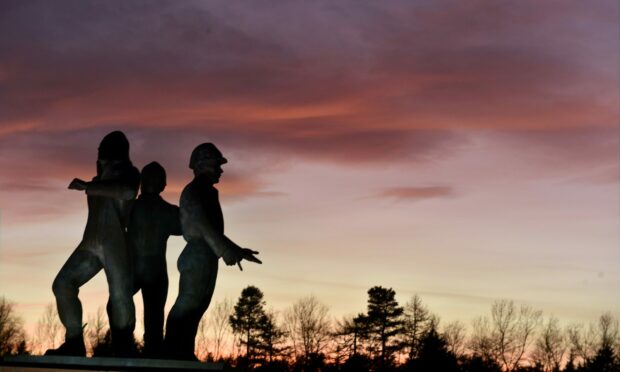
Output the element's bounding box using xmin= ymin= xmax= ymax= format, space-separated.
xmin=111 ymin=327 xmax=137 ymax=358
xmin=162 ymin=326 xmax=199 ymax=361
xmin=162 ymin=340 xmax=198 ymax=361
xmin=142 ymin=340 xmax=163 ymax=359
xmin=44 ymin=336 xmax=86 ymax=356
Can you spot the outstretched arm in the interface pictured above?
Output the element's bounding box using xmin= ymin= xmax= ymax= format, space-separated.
xmin=220 ymin=235 xmax=261 ymax=270
xmin=86 ymin=179 xmax=139 ymax=200
xmin=199 ymin=222 xmax=261 ymax=268
xmin=180 ymin=187 xmax=261 ymax=269
xmin=68 ymin=167 xmax=139 ymax=200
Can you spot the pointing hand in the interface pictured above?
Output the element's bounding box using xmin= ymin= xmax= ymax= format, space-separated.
xmin=236 ymin=248 xmax=261 ymax=271
xmin=68 ymin=178 xmax=88 ymax=191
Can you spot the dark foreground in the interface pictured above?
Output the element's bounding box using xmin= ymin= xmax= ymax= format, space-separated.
xmin=0 ymin=355 xmax=223 ymax=371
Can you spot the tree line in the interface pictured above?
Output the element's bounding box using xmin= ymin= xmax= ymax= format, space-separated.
xmin=1 ymin=287 xmax=619 ymax=371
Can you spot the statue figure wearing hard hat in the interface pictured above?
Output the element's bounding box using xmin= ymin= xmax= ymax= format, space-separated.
xmin=164 ymin=143 xmax=261 ymax=360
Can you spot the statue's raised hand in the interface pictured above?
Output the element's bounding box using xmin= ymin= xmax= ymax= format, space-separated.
xmin=236 ymin=248 xmax=261 ymax=271
xmin=68 ymin=178 xmax=88 ymax=191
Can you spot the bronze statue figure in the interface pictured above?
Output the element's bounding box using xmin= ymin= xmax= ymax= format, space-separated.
xmin=128 ymin=162 xmax=182 ymax=357
xmin=164 ymin=143 xmax=261 ymax=360
xmin=47 ymin=131 xmax=140 ymax=357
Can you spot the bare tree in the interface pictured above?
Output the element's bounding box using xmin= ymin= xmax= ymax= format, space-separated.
xmin=469 ymin=316 xmax=495 ymax=363
xmin=85 ymin=307 xmax=108 ymax=356
xmin=259 ymin=309 xmax=287 ymax=363
xmin=532 ymin=316 xmax=566 ymax=372
xmin=194 ymin=299 xmax=234 ymax=361
xmin=571 ymin=313 xmax=619 ymax=371
xmin=196 ymin=314 xmax=211 ymax=361
xmin=331 ymin=316 xmax=355 ymax=365
xmin=0 ymin=297 xmax=26 ymax=356
xmin=566 ymin=322 xmax=598 ymax=366
xmin=330 ymin=313 xmax=369 ymax=366
xmin=597 ymin=312 xmax=619 ymax=351
xmin=210 ymin=299 xmax=234 ymax=361
xmin=442 ymin=320 xmax=467 ymax=358
xmin=231 ymin=333 xmax=240 ymax=361
xmin=401 ymin=294 xmax=431 ymax=361
xmin=283 ymin=295 xmax=331 ymax=364
xmin=32 ymin=303 xmax=61 ymax=355
xmin=490 ymin=299 xmax=542 ymax=372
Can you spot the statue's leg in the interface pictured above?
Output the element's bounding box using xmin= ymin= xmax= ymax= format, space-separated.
xmin=188 ymin=252 xmax=218 ymax=349
xmin=48 ymin=246 xmax=102 ymax=355
xmin=103 ymin=238 xmax=135 ymax=355
xmin=141 ymin=258 xmax=168 ymax=356
xmin=165 ymin=243 xmax=218 ymax=360
xmin=52 ymin=247 xmax=102 ymax=339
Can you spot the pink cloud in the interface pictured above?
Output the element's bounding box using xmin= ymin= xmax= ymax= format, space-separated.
xmin=377 ymin=186 xmax=454 ymax=201
xmin=0 ymin=0 xmax=615 ymax=134
xmin=0 ymin=0 xmax=616 ymax=220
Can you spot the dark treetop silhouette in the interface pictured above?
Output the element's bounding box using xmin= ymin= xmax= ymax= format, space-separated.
xmin=127 ymin=161 xmax=182 ymax=357
xmin=47 ymin=131 xmax=140 ymax=357
xmin=164 ymin=143 xmax=262 ymax=361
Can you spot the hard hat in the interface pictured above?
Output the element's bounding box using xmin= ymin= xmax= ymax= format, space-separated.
xmin=189 ymin=143 xmax=228 ymax=169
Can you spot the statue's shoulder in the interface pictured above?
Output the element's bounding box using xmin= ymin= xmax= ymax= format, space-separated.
xmin=127 ymin=163 xmax=140 ymax=180
xmin=180 ymin=180 xmax=196 ymax=196
xmin=112 ymin=161 xmax=140 ymax=184
xmin=160 ymin=197 xmax=179 ymax=212
xmin=179 ymin=181 xmax=199 ymax=206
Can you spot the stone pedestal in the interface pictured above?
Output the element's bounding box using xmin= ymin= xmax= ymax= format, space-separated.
xmin=0 ymin=355 xmax=224 ymax=371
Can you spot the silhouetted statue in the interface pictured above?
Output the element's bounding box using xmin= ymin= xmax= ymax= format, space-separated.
xmin=164 ymin=143 xmax=261 ymax=360
xmin=127 ymin=162 xmax=181 ymax=357
xmin=46 ymin=131 xmax=139 ymax=357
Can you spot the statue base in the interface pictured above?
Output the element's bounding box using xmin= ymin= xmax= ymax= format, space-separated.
xmin=0 ymin=355 xmax=224 ymax=371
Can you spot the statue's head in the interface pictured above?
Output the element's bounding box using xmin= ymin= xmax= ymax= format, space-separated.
xmin=141 ymin=161 xmax=166 ymax=194
xmin=189 ymin=143 xmax=227 ymax=183
xmin=98 ymin=131 xmax=129 ymax=161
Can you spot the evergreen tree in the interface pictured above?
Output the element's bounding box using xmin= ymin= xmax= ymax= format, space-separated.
xmin=584 ymin=344 xmax=619 ymax=372
xmin=230 ymin=286 xmax=269 ymax=363
xmin=405 ymin=321 xmax=459 ymax=372
xmin=352 ymin=313 xmax=369 ymax=357
xmin=362 ymin=286 xmax=404 ymax=370
xmin=333 ymin=314 xmax=367 ymax=365
xmin=256 ymin=311 xmax=286 ymax=364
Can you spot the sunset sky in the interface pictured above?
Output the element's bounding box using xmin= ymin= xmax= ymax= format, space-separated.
xmin=0 ymin=1 xmax=618 ymax=336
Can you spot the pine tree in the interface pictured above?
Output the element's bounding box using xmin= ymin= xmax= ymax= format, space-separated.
xmin=255 ymin=311 xmax=286 ymax=364
xmin=230 ymin=286 xmax=268 ymax=362
xmin=362 ymin=286 xmax=404 ymax=370
xmin=584 ymin=344 xmax=618 ymax=372
xmin=407 ymin=320 xmax=459 ymax=372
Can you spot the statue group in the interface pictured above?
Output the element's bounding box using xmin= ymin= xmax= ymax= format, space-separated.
xmin=45 ymin=131 xmax=261 ymax=360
